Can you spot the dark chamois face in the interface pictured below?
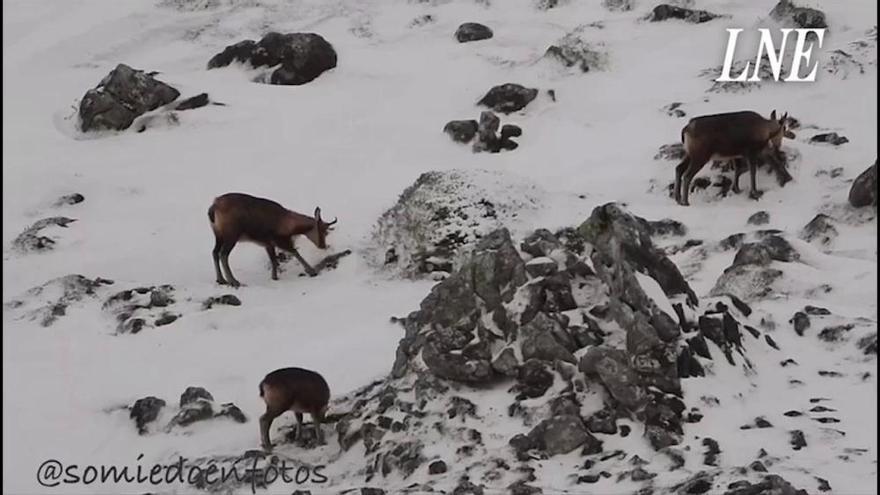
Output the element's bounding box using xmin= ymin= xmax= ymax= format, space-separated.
xmin=304 ymin=207 xmax=337 ymax=249
xmin=769 ymin=110 xmax=795 ymax=150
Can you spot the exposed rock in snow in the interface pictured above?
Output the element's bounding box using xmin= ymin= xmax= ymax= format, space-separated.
xmin=12 ymin=217 xmax=76 ymax=253
xmin=477 ymin=84 xmax=539 ymax=114
xmin=208 ymin=32 xmax=337 ymax=86
xmin=848 ymin=161 xmax=878 ymax=208
xmin=647 ymin=4 xmax=720 ymax=23
xmin=79 ymin=64 xmax=180 ymax=132
xmin=5 ymin=275 xmax=114 ymax=327
xmin=455 ymin=23 xmax=493 ymax=43
xmin=769 ymin=0 xmax=828 ymax=29
xmin=366 ymin=169 xmax=543 ymax=278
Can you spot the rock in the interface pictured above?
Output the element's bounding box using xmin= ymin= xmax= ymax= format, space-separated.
xmin=789 ymin=430 xmax=807 ymax=450
xmin=710 ymin=265 xmax=782 ymax=301
xmin=202 ymin=294 xmax=242 ymax=309
xmin=6 ymin=274 xmax=114 ymax=327
xmin=724 ymin=474 xmax=809 ymax=495
xmin=757 ymin=234 xmax=799 ymax=262
xmin=79 ymin=64 xmax=180 ymax=132
xmin=130 ymin=396 xmax=166 ymax=434
xmin=544 ymin=31 xmax=608 ymax=72
xmin=215 ymin=403 xmax=247 ymax=423
xmin=674 ymin=471 xmax=716 ymax=494
xmin=525 ymin=257 xmax=558 ymax=278
xmin=455 ymin=23 xmax=493 ymax=43
xmin=849 ymin=161 xmax=878 ymax=208
xmin=655 ymin=143 xmax=686 ymax=161
xmin=368 ymin=170 xmax=541 ymax=278
xmin=770 ymin=0 xmax=828 ymax=29
xmin=155 ymin=312 xmax=178 ymax=326
xmin=858 ymin=333 xmax=877 ymax=354
xmin=747 ymin=211 xmax=770 ymax=225
xmin=800 ymin=214 xmax=838 ymax=246
xmin=648 ymin=219 xmax=687 ymax=237
xmin=444 ymin=120 xmax=479 ymax=143
xmin=731 ymin=243 xmax=772 ymax=268
xmin=790 ymin=312 xmax=810 ymax=336
xmin=180 ymin=387 xmax=214 ymax=407
xmin=810 ymin=132 xmax=848 ymax=145
xmin=500 ymin=125 xmax=522 ymax=140
xmin=516 ymin=359 xmax=555 ymax=398
xmin=528 ymin=415 xmax=593 ymax=456
xmin=174 ymin=93 xmax=210 ymax=110
xmin=521 ymin=229 xmax=562 ymax=258
xmin=520 ymin=313 xmax=577 ymax=363
xmin=648 ymin=4 xmax=720 ymax=23
xmin=603 ymin=0 xmax=634 ymax=11
xmin=53 ymin=193 xmax=85 ymax=207
xmin=818 ymin=324 xmax=853 ymax=342
xmin=586 ymin=407 xmax=618 ymax=434
xmin=478 ymin=84 xmax=539 ymax=114
xmin=428 ymin=460 xmax=447 ymax=474
xmin=804 ymin=305 xmax=830 ymax=315
xmin=473 ymin=111 xmax=501 ymax=153
xmin=579 ymin=347 xmax=647 ymax=409
xmin=491 ymin=347 xmax=519 ymax=376
xmin=12 ymin=217 xmax=77 ymax=253
xmin=208 ymin=32 xmax=337 ymax=86
xmin=170 ymin=399 xmax=214 ymax=427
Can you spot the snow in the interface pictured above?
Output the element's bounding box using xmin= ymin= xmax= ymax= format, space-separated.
xmin=3 ymin=0 xmax=876 ymax=493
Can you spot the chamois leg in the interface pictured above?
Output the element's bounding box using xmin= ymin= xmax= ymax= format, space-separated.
xmin=732 ymin=159 xmax=745 ymax=194
xmin=277 ymin=237 xmax=317 ymax=277
xmin=312 ymin=408 xmax=326 ymax=445
xmin=259 ymin=407 xmax=284 ymax=451
xmin=294 ymin=412 xmax=304 ymax=440
xmin=681 ymin=157 xmax=708 ymax=206
xmin=746 ymin=156 xmax=763 ymax=200
xmin=265 ymin=245 xmax=279 ymax=281
xmin=674 ymin=156 xmax=690 ymax=204
xmin=212 ymin=237 xmax=228 ymax=285
xmin=219 ymin=240 xmax=242 ymax=288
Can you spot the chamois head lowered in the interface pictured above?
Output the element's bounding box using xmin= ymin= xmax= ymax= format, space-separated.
xmin=303 ymin=207 xmax=337 ymax=250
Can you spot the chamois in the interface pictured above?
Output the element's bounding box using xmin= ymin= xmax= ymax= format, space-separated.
xmin=208 ymin=193 xmax=337 ymax=287
xmin=259 ymin=367 xmax=330 ymax=451
xmin=674 ymin=110 xmax=795 ymax=206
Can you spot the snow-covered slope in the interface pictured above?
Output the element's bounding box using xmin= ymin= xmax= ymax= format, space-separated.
xmin=3 ymin=0 xmax=876 ymax=494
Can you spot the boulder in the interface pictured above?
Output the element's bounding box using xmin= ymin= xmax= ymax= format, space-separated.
xmin=455 ymin=23 xmax=493 ymax=43
xmin=79 ymin=64 xmax=180 ymax=132
xmin=208 ymin=32 xmax=337 ymax=86
xmin=478 ymin=84 xmax=539 ymax=114
xmin=849 ymin=161 xmax=877 ymax=207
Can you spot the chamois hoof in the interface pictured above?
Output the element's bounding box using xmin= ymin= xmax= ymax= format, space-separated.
xmin=749 ymin=190 xmax=764 ymax=201
xmin=216 ymin=278 xmax=229 ymax=286
xmin=261 ymin=443 xmax=273 ymax=453
xmin=229 ymin=280 xmax=242 ymax=288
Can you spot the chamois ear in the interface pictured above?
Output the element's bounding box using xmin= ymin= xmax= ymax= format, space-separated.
xmin=770 ymin=110 xmax=777 ymax=121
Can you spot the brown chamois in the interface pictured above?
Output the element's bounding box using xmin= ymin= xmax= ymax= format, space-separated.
xmin=207 ymin=193 xmax=337 ymax=287
xmin=674 ymin=110 xmax=795 ymax=206
xmin=259 ymin=367 xmax=330 ymax=451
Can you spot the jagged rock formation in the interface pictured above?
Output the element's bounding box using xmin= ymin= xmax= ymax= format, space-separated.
xmin=79 ymin=64 xmax=181 ymax=132
xmin=328 ymin=203 xmax=763 ymax=491
xmin=208 ymin=32 xmax=337 ymax=86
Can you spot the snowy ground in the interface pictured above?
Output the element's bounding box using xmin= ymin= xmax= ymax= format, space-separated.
xmin=3 ymin=0 xmax=876 ymax=494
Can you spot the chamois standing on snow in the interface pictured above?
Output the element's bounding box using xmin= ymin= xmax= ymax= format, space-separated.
xmin=674 ymin=110 xmax=795 ymax=206
xmin=259 ymin=367 xmax=330 ymax=451
xmin=208 ymin=193 xmax=337 ymax=287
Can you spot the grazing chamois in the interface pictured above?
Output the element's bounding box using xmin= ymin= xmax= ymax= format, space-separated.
xmin=674 ymin=110 xmax=795 ymax=206
xmin=208 ymin=193 xmax=337 ymax=287
xmin=259 ymin=367 xmax=330 ymax=451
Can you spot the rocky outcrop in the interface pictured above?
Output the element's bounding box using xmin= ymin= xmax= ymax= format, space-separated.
xmin=366 ymin=169 xmax=543 ymax=278
xmin=648 ymin=4 xmax=720 ymax=23
xmin=208 ymin=32 xmax=337 ymax=86
xmin=478 ymin=84 xmax=539 ymax=114
xmin=544 ymin=29 xmax=608 ymax=73
xmin=12 ymin=217 xmax=76 ymax=253
xmin=79 ymin=64 xmax=181 ymax=132
xmin=849 ymin=161 xmax=877 ymax=208
xmin=5 ymin=275 xmax=114 ymax=327
xmin=770 ymin=0 xmax=828 ymax=29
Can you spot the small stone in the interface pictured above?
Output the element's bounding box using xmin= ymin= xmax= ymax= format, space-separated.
xmin=428 ymin=460 xmax=447 ymax=474
xmin=790 ymin=312 xmax=810 ymax=336
xmin=747 ymin=211 xmax=770 ymax=225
